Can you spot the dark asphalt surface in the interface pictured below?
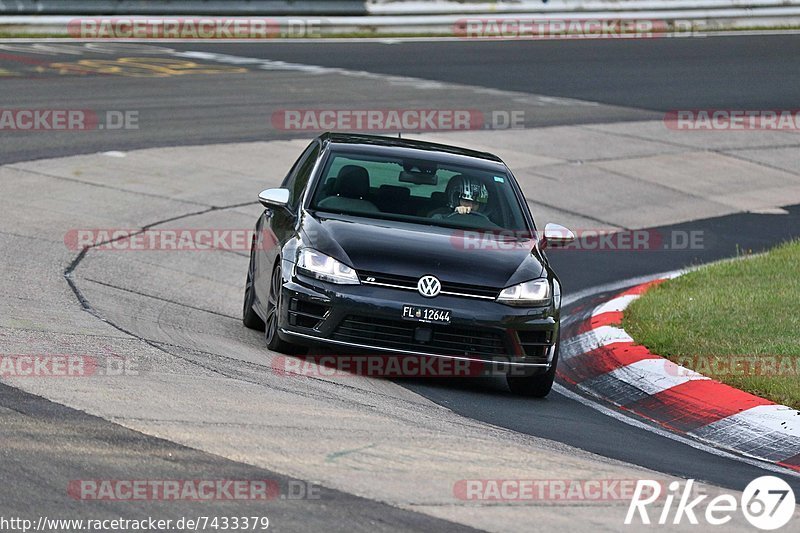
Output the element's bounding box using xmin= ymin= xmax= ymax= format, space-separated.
xmin=2 ymin=36 xmax=800 ymax=525
xmin=406 ymin=204 xmax=800 ymax=495
xmin=3 ymin=34 xmax=800 ymax=164
xmin=0 ymin=383 xmax=477 ymax=532
xmin=173 ymin=35 xmax=800 ymax=111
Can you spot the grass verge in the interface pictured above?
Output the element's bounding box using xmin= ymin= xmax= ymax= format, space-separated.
xmin=623 ymin=240 xmax=800 ymax=409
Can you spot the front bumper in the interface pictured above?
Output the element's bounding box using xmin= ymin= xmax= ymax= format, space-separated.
xmin=277 ymin=271 xmax=559 ymax=370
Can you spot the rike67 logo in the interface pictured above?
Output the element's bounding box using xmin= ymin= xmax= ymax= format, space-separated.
xmin=626 ymin=477 xmax=796 ymax=530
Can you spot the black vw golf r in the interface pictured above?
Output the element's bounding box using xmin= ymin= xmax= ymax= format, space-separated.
xmin=243 ymin=133 xmax=574 ymax=396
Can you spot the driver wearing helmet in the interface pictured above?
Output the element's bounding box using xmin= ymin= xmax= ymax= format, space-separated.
xmin=449 ymin=176 xmax=489 ymax=215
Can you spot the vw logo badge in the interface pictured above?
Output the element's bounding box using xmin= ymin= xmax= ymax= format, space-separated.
xmin=417 ymin=275 xmax=441 ymax=298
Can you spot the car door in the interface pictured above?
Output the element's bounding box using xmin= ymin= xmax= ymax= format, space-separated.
xmin=255 ymin=140 xmax=322 ymax=305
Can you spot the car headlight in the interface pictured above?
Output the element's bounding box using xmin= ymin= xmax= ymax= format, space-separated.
xmin=296 ymin=248 xmax=360 ymax=285
xmin=496 ymin=278 xmax=551 ymax=306
xmin=553 ymin=278 xmax=561 ymax=309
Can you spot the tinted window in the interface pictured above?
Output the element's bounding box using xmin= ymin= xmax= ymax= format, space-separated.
xmin=282 ymin=142 xmax=320 ymax=209
xmin=310 ymin=151 xmax=528 ymax=231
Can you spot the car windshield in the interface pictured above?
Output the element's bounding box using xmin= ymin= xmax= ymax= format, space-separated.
xmin=309 ymin=151 xmax=529 ymax=231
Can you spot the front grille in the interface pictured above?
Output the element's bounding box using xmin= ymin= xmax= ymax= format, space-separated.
xmin=332 ymin=315 xmax=508 ymax=358
xmin=359 ymin=271 xmax=499 ymax=300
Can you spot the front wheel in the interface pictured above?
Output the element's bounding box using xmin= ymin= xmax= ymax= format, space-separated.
xmin=264 ymin=263 xmax=305 ymax=354
xmin=506 ymin=338 xmax=559 ymax=397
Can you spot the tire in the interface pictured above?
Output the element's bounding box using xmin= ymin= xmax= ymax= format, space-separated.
xmin=242 ymin=243 xmax=265 ymax=331
xmin=506 ymin=337 xmax=559 ymax=397
xmin=264 ymin=263 xmax=305 ymax=354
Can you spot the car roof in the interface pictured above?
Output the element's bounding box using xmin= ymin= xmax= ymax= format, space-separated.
xmin=319 ymin=132 xmax=507 ymax=169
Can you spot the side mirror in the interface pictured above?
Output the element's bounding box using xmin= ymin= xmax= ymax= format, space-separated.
xmin=258 ymin=188 xmax=290 ymax=209
xmin=543 ymin=223 xmax=575 ymax=248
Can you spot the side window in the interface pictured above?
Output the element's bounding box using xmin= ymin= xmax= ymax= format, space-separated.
xmin=281 ymin=144 xmax=310 ymax=188
xmin=281 ymin=142 xmax=320 ymax=209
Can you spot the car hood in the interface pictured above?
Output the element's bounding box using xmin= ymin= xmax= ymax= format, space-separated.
xmin=302 ymin=212 xmax=544 ymax=289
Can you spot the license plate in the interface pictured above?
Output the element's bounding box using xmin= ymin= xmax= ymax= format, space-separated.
xmin=402 ymin=305 xmax=451 ymax=325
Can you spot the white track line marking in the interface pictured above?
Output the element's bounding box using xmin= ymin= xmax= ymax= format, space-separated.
xmin=729 ymin=404 xmax=800 ymax=434
xmin=604 ymin=358 xmax=709 ymax=396
xmin=562 ymin=325 xmax=633 ymax=356
xmin=592 ymin=294 xmax=640 ymax=316
xmin=170 ymin=49 xmax=600 ymax=107
xmin=691 ymin=405 xmax=800 ymax=463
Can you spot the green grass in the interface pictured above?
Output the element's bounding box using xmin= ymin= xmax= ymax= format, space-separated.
xmin=622 ymin=240 xmax=800 ymax=409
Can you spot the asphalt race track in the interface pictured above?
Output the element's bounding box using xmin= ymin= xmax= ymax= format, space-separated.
xmin=4 ymin=34 xmax=800 ymax=164
xmin=1 ymin=35 xmax=800 ymax=531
